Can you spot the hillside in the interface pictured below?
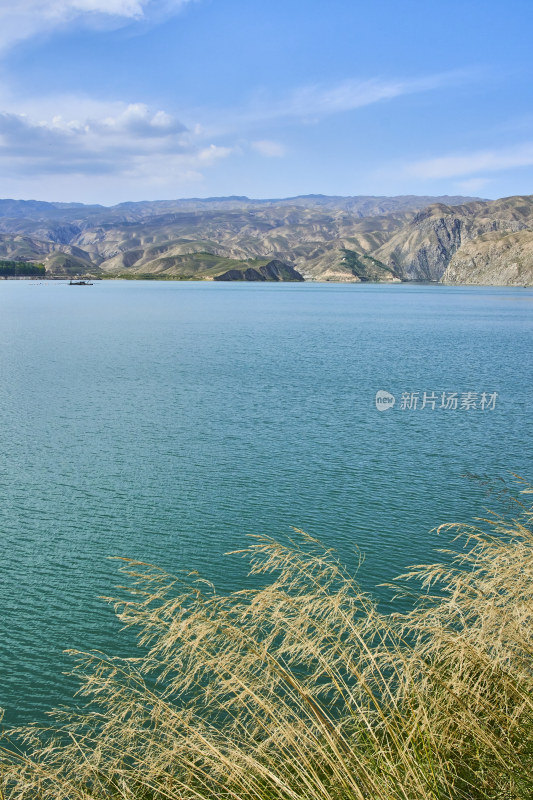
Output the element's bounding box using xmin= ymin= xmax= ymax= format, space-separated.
xmin=0 ymin=193 xmax=531 ymax=284
xmin=443 ymin=229 xmax=533 ymax=285
xmin=373 ymin=196 xmax=533 ymax=283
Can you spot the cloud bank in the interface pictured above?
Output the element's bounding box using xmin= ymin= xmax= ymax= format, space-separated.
xmin=0 ymin=69 xmax=460 ymax=188
xmin=0 ymin=56 xmax=483 ymax=201
xmin=0 ymin=102 xmax=231 ymax=187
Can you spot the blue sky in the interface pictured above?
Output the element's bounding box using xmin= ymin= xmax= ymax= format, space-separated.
xmin=0 ymin=0 xmax=532 ymax=203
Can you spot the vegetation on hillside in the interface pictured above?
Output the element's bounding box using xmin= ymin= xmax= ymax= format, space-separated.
xmin=1 ymin=481 xmax=532 ymax=799
xmin=341 ymin=248 xmax=401 ymax=281
xmin=0 ymin=260 xmax=45 ymax=277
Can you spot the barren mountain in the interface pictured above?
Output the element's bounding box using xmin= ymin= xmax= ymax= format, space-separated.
xmin=373 ymin=196 xmax=533 ymax=284
xmin=443 ymin=230 xmax=533 ymax=285
xmin=1 ymin=193 xmax=531 ymax=284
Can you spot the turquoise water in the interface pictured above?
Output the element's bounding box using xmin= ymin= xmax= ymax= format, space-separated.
xmin=0 ymin=280 xmax=531 ymax=724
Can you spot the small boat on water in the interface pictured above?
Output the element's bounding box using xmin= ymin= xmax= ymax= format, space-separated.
xmin=69 ymin=279 xmax=93 ymax=286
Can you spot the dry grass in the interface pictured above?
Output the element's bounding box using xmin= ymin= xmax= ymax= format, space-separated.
xmin=1 ymin=482 xmax=532 ymax=800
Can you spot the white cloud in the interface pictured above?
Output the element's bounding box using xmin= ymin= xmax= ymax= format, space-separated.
xmin=406 ymin=141 xmax=533 ymax=179
xmin=229 ymin=69 xmax=472 ymax=129
xmin=456 ymin=177 xmax=492 ymax=194
xmin=251 ymin=140 xmax=286 ymax=157
xmin=0 ymin=101 xmax=232 ymax=183
xmin=91 ymin=103 xmax=186 ymax=137
xmin=196 ymin=144 xmax=233 ymax=163
xmin=286 ymin=77 xmax=411 ymax=117
xmin=0 ymin=0 xmax=194 ymax=50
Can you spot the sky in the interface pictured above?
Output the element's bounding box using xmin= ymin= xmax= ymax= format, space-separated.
xmin=0 ymin=0 xmax=532 ymax=204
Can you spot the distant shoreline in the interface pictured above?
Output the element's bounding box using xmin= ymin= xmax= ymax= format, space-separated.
xmin=2 ymin=276 xmax=532 ymax=288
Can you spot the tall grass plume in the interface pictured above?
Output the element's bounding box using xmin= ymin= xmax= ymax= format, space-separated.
xmin=1 ymin=481 xmax=532 ymax=799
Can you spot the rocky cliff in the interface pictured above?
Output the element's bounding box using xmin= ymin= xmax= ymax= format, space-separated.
xmin=373 ymin=196 xmax=533 ymax=283
xmin=442 ymin=230 xmax=533 ymax=285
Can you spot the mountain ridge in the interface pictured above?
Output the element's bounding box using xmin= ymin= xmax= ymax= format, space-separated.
xmin=0 ymin=193 xmax=531 ymax=285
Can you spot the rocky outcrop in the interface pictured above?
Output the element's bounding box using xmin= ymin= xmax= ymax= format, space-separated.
xmin=374 ymin=209 xmax=464 ymax=280
xmin=373 ymin=196 xmax=533 ymax=281
xmin=442 ymin=230 xmax=533 ymax=285
xmin=214 ymin=260 xmax=304 ymax=282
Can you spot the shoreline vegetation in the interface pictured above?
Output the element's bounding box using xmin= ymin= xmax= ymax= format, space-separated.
xmin=1 ymin=480 xmax=532 ymax=799
xmin=0 ymin=261 xmax=45 ymax=278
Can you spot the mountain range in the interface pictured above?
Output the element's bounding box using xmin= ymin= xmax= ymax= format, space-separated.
xmin=0 ymin=193 xmax=532 ymax=285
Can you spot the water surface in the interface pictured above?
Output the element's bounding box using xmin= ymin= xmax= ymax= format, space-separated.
xmin=0 ymin=280 xmax=531 ymax=723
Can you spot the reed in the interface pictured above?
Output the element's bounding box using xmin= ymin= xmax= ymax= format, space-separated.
xmin=1 ymin=483 xmax=532 ymax=799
